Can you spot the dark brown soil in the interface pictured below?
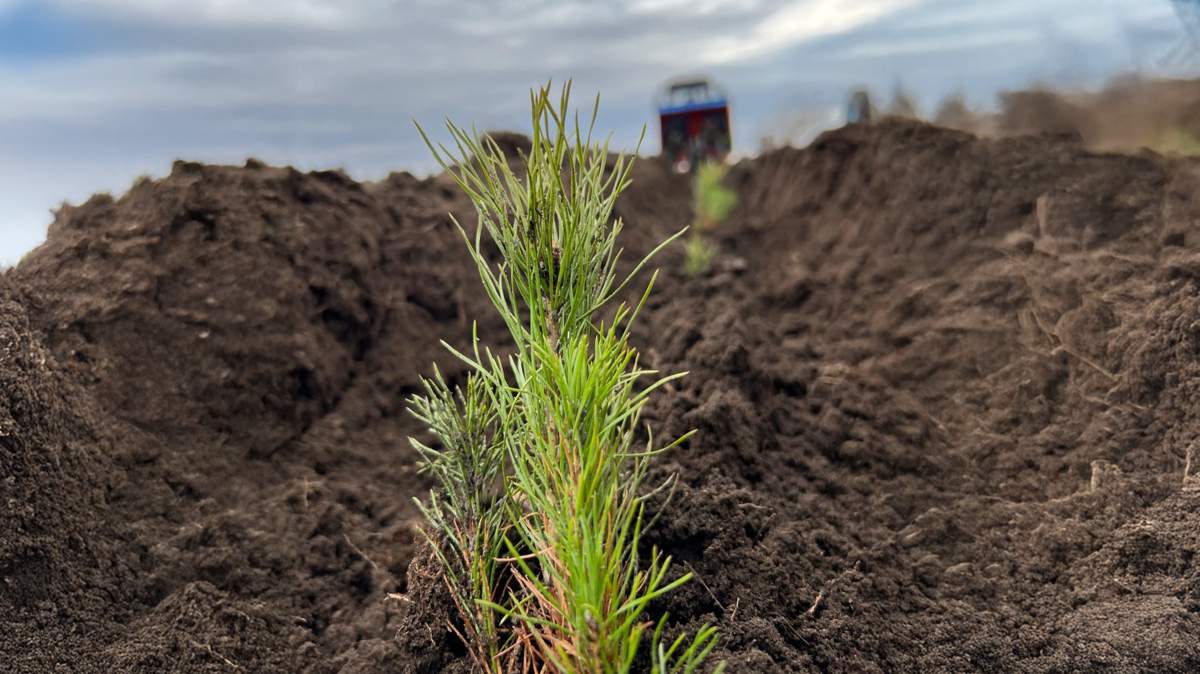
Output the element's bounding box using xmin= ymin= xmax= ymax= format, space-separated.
xmin=5 ymin=120 xmax=1200 ymax=673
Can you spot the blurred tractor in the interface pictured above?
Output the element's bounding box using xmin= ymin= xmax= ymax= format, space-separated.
xmin=657 ymin=77 xmax=732 ymax=172
xmin=846 ymin=88 xmax=873 ymax=125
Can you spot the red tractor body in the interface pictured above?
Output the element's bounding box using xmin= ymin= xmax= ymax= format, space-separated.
xmin=657 ymin=77 xmax=731 ymax=172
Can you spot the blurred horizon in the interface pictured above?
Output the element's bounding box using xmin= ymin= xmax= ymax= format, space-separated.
xmin=0 ymin=0 xmax=1192 ymax=264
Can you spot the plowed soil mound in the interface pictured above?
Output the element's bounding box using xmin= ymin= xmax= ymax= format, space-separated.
xmin=938 ymin=77 xmax=1200 ymax=156
xmin=5 ymin=120 xmax=1200 ymax=673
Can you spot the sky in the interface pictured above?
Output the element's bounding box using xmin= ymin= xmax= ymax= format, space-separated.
xmin=0 ymin=0 xmax=1191 ymax=264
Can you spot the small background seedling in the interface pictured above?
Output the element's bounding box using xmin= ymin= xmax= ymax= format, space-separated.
xmin=685 ymin=162 xmax=736 ymax=276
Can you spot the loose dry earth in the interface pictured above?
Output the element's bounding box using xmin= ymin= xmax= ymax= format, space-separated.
xmin=4 ymin=120 xmax=1200 ymax=673
xmin=936 ymin=76 xmax=1200 ymax=157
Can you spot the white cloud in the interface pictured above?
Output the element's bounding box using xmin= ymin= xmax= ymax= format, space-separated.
xmin=0 ymin=0 xmax=1184 ymax=264
xmin=48 ymin=0 xmax=360 ymax=27
xmin=627 ymin=0 xmax=764 ymax=15
xmin=701 ymin=0 xmax=922 ymax=63
xmin=453 ymin=1 xmax=612 ymax=35
xmin=841 ymin=28 xmax=1039 ymax=59
xmin=0 ymin=47 xmax=341 ymax=127
xmin=891 ymin=0 xmax=1173 ymax=33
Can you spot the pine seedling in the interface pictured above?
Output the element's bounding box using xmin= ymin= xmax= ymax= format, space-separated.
xmin=693 ymin=163 xmax=736 ymax=232
xmin=414 ymin=83 xmax=722 ymax=673
xmin=684 ymin=162 xmax=736 ymax=276
xmin=682 ymin=236 xmax=716 ymax=277
xmin=408 ymin=365 xmax=512 ymax=671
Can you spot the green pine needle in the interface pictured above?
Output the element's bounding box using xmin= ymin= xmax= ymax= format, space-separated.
xmin=411 ymin=82 xmax=722 ymax=674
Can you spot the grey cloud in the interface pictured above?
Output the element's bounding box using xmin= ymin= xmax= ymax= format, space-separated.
xmin=0 ymin=0 xmax=1187 ymax=264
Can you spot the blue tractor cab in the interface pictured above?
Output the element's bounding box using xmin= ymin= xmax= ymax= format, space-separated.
xmin=657 ymin=77 xmax=732 ymax=172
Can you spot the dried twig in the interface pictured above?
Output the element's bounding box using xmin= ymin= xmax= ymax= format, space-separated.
xmin=1185 ymin=443 xmax=1199 ymax=491
xmin=189 ymin=639 xmax=241 ymax=670
xmin=343 ymin=533 xmax=379 ymax=571
xmin=806 ymin=561 xmax=862 ymax=619
xmin=686 ymin=562 xmax=725 ymax=613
